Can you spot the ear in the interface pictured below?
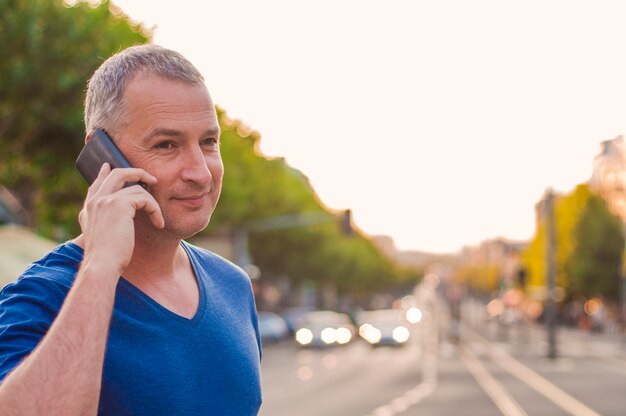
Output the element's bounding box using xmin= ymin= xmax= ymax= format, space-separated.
xmin=85 ymin=130 xmax=96 ymax=144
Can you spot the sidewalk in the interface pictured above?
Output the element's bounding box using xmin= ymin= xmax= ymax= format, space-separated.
xmin=459 ymin=296 xmax=626 ymax=360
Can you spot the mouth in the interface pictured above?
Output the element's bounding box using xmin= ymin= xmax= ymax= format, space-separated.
xmin=171 ymin=193 xmax=209 ymax=208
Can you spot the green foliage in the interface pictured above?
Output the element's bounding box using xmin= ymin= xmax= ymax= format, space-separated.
xmin=213 ymin=110 xmax=407 ymax=300
xmin=566 ymin=194 xmax=624 ymax=300
xmin=1 ymin=1 xmax=408 ymax=301
xmin=0 ymin=0 xmax=149 ymax=238
xmin=522 ymin=184 xmax=624 ymax=301
xmin=209 ymin=109 xmax=324 ymax=228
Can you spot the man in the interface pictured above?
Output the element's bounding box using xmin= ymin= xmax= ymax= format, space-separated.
xmin=0 ymin=45 xmax=262 ymax=415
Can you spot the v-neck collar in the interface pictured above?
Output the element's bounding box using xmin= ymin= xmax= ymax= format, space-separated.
xmin=118 ymin=241 xmax=207 ymax=327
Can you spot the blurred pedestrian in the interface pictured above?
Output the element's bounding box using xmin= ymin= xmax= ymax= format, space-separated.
xmin=445 ymin=283 xmax=465 ymax=343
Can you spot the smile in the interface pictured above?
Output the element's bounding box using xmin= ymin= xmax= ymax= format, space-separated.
xmin=172 ymin=193 xmax=208 ymax=208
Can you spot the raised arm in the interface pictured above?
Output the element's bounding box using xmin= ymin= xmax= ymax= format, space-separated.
xmin=0 ymin=165 xmax=162 ymax=415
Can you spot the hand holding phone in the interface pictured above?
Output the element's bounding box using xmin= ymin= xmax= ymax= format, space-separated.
xmin=74 ymin=129 xmax=163 ymax=275
xmin=75 ymin=129 xmax=146 ymax=189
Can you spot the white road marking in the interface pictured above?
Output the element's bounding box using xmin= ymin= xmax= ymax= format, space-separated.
xmin=366 ymin=381 xmax=436 ymax=416
xmin=459 ymin=345 xmax=528 ymax=416
xmin=363 ymin=291 xmax=439 ymax=416
xmin=468 ymin=328 xmax=601 ymax=416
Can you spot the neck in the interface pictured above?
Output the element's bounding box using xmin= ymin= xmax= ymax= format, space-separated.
xmin=73 ymin=226 xmax=187 ymax=283
xmin=125 ymin=232 xmax=184 ymax=282
xmin=72 ymin=220 xmax=200 ymax=319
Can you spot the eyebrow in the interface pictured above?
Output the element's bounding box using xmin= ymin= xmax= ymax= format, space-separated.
xmin=143 ymin=127 xmax=221 ymax=142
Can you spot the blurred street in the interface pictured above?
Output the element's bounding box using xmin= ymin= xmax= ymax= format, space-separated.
xmin=6 ymin=3 xmax=626 ymax=415
xmin=259 ymin=294 xmax=626 ymax=416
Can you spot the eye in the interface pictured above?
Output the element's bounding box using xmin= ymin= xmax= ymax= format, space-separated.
xmin=201 ymin=137 xmax=220 ymax=149
xmin=155 ymin=141 xmax=175 ymax=150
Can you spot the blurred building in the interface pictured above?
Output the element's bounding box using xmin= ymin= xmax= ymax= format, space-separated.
xmin=458 ymin=238 xmax=526 ymax=283
xmin=371 ymin=235 xmax=455 ymax=270
xmin=533 ymin=188 xmax=562 ymax=228
xmin=590 ymin=135 xmax=626 ymax=222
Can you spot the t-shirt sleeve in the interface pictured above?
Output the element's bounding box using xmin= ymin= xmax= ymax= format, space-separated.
xmin=0 ymin=276 xmax=66 ymax=382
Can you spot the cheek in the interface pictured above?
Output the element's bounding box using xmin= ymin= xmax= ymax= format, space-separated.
xmin=210 ymin=158 xmax=224 ymax=182
xmin=146 ymin=182 xmax=166 ymax=203
xmin=145 ymin=169 xmax=174 ymax=197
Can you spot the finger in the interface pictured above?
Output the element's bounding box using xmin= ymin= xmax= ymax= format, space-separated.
xmin=86 ymin=163 xmax=112 ymax=197
xmin=98 ymin=162 xmax=112 ymax=178
xmin=97 ymin=167 xmax=157 ymax=195
xmin=129 ymin=193 xmax=165 ymax=229
xmin=115 ymin=187 xmax=165 ymax=229
xmin=84 ymin=166 xmax=109 ymax=206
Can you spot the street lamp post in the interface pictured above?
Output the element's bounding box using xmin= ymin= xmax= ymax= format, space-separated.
xmin=544 ymin=188 xmax=558 ymax=360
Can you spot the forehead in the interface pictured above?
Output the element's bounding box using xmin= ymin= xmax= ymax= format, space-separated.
xmin=121 ymin=73 xmax=218 ymax=130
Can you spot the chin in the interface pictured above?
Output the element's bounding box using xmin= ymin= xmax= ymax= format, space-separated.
xmin=135 ymin=212 xmax=211 ymax=241
xmin=163 ymin=216 xmax=212 ymax=240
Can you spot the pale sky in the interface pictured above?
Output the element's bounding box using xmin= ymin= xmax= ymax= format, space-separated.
xmin=111 ymin=0 xmax=626 ymax=253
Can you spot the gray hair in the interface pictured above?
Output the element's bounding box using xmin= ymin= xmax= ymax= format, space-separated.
xmin=84 ymin=44 xmax=205 ymax=135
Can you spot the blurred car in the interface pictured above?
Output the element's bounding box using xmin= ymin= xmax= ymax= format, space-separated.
xmin=257 ymin=311 xmax=289 ymax=344
xmin=405 ymin=306 xmax=423 ymax=324
xmin=281 ymin=306 xmax=316 ymax=334
xmin=357 ymin=309 xmax=411 ymax=347
xmin=397 ymin=294 xmax=423 ymax=324
xmin=294 ymin=311 xmax=356 ymax=348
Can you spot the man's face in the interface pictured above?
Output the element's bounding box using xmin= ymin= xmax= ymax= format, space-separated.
xmin=114 ymin=72 xmax=223 ymax=240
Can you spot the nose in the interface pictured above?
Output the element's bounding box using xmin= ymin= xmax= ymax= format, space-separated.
xmin=180 ymin=146 xmax=212 ymax=186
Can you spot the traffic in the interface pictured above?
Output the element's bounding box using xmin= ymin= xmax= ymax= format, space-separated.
xmin=258 ymin=278 xmax=626 ymax=416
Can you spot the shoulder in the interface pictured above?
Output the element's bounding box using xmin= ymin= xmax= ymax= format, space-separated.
xmin=0 ymin=242 xmax=83 ymax=306
xmin=0 ymin=242 xmax=82 ymax=383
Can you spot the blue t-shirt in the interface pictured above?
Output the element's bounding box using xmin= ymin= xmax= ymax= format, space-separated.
xmin=0 ymin=241 xmax=262 ymax=415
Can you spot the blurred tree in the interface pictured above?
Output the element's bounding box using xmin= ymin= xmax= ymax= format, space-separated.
xmin=213 ymin=110 xmax=409 ymax=302
xmin=454 ymin=264 xmax=500 ymax=294
xmin=566 ymin=194 xmax=624 ymax=300
xmin=553 ymin=184 xmax=592 ymax=293
xmin=523 ymin=185 xmax=589 ymax=296
xmin=209 ymin=109 xmax=324 ymax=228
xmin=0 ymin=0 xmax=149 ymax=238
xmin=1 ymin=1 xmax=410 ymax=301
xmin=522 ymin=225 xmax=546 ymax=294
xmin=522 ymin=184 xmax=624 ymax=301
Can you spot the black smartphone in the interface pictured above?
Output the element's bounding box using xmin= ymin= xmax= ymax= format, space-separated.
xmin=75 ymin=129 xmax=146 ymax=189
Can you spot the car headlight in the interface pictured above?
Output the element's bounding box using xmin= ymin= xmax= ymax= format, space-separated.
xmin=321 ymin=327 xmax=337 ymax=344
xmin=392 ymin=326 xmax=410 ymax=343
xmin=406 ymin=307 xmax=423 ymax=324
xmin=335 ymin=327 xmax=352 ymax=344
xmin=360 ymin=324 xmax=382 ymax=344
xmin=359 ymin=323 xmax=372 ymax=338
xmin=295 ymin=328 xmax=313 ymax=345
